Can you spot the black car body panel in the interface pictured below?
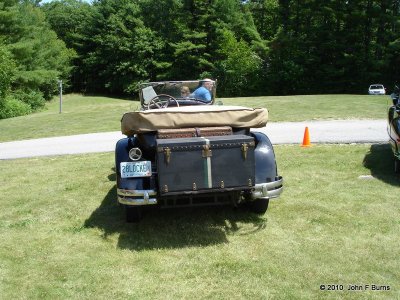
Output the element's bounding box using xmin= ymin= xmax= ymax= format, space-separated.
xmin=388 ymin=88 xmax=400 ymax=172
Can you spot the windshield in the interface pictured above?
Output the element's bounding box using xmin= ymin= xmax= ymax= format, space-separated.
xmin=370 ymin=85 xmax=383 ymax=89
xmin=139 ymin=80 xmax=216 ymax=107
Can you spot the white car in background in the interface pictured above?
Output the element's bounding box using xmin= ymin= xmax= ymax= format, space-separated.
xmin=368 ymin=84 xmax=386 ymax=95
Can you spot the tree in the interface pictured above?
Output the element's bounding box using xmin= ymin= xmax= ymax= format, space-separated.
xmin=0 ymin=1 xmax=74 ymax=99
xmin=41 ymin=0 xmax=94 ymax=92
xmin=0 ymin=43 xmax=33 ymax=119
xmin=257 ymin=0 xmax=400 ymax=94
xmin=0 ymin=1 xmax=73 ymax=118
xmin=0 ymin=43 xmax=15 ymax=99
xmin=78 ymin=0 xmax=164 ymax=94
xmin=248 ymin=0 xmax=280 ymax=40
xmin=164 ymin=0 xmax=217 ymax=80
xmin=215 ymin=29 xmax=262 ymax=96
xmin=35 ymin=0 xmax=400 ymax=96
xmin=166 ymin=0 xmax=266 ymax=95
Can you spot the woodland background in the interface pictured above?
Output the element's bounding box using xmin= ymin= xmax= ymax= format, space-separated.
xmin=1 ymin=0 xmax=399 ymax=118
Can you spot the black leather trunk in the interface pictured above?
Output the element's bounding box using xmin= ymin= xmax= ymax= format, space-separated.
xmin=156 ymin=135 xmax=255 ymax=195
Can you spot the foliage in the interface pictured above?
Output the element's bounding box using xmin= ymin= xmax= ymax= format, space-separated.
xmin=159 ymin=0 xmax=218 ymax=80
xmin=79 ymin=0 xmax=164 ymax=94
xmin=7 ymin=3 xmax=74 ymax=99
xmin=0 ymin=43 xmax=15 ymax=99
xmin=0 ymin=95 xmax=32 ymax=119
xmin=41 ymin=0 xmax=102 ymax=92
xmin=1 ymin=0 xmax=400 ymax=111
xmin=255 ymin=0 xmax=400 ymax=94
xmin=13 ymin=89 xmax=45 ymax=111
xmin=215 ymin=29 xmax=262 ymax=96
xmin=265 ymin=28 xmax=306 ymax=95
xmin=0 ymin=43 xmax=42 ymax=119
xmin=40 ymin=0 xmax=93 ymax=48
xmin=0 ymin=0 xmax=74 ymax=119
xmin=37 ymin=0 xmax=400 ymax=97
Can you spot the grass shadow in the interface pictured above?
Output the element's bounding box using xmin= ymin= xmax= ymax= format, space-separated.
xmin=84 ymin=171 xmax=267 ymax=250
xmin=116 ymin=206 xmax=267 ymax=251
xmin=363 ymin=143 xmax=400 ymax=186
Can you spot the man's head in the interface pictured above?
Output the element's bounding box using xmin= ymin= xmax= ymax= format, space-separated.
xmin=201 ymin=78 xmax=213 ymax=91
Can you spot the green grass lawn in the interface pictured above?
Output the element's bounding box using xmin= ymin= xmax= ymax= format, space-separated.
xmin=0 ymin=145 xmax=398 ymax=299
xmin=0 ymin=94 xmax=390 ymax=142
xmin=0 ymin=94 xmax=139 ymax=142
xmin=223 ymin=94 xmax=390 ymax=122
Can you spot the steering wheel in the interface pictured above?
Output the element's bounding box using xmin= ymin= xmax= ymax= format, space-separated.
xmin=147 ymin=94 xmax=179 ymax=109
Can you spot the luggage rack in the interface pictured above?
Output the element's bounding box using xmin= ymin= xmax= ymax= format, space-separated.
xmin=157 ymin=126 xmax=233 ymax=139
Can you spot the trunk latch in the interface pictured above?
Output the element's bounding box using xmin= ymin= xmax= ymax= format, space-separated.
xmin=163 ymin=147 xmax=171 ymax=164
xmin=241 ymin=143 xmax=248 ymax=160
xmin=202 ymin=144 xmax=212 ymax=158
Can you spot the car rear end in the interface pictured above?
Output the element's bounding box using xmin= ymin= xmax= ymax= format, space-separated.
xmin=115 ymin=104 xmax=283 ymax=222
xmin=116 ymin=129 xmax=282 ymax=222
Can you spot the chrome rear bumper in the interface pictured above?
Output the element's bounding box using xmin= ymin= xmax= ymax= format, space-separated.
xmin=117 ymin=176 xmax=283 ymax=206
xmin=117 ymin=189 xmax=158 ymax=206
xmin=251 ymin=176 xmax=283 ymax=200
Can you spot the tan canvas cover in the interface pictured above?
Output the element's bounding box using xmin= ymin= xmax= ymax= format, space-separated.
xmin=121 ymin=105 xmax=268 ymax=136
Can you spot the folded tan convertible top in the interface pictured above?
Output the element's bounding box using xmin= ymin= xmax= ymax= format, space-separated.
xmin=121 ymin=106 xmax=268 ymax=136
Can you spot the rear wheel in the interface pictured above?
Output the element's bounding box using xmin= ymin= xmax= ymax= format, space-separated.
xmin=126 ymin=206 xmax=142 ymax=223
xmin=248 ymin=198 xmax=270 ymax=214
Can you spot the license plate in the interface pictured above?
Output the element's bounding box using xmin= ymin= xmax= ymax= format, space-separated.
xmin=120 ymin=161 xmax=152 ymax=178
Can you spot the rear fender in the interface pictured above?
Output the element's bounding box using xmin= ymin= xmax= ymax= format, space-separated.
xmin=115 ymin=137 xmax=146 ymax=190
xmin=251 ymin=131 xmax=278 ymax=184
xmin=389 ymin=117 xmax=400 ymax=158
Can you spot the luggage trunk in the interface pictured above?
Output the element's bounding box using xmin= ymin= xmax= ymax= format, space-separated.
xmin=156 ymin=135 xmax=255 ymax=195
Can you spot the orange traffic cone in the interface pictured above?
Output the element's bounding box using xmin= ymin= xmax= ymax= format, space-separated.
xmin=301 ymin=126 xmax=312 ymax=147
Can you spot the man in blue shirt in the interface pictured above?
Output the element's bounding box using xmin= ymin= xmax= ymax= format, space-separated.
xmin=192 ymin=79 xmax=213 ymax=102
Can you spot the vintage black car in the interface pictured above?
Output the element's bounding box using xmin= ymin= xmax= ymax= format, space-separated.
xmin=115 ymin=80 xmax=283 ymax=222
xmin=388 ymin=86 xmax=400 ymax=172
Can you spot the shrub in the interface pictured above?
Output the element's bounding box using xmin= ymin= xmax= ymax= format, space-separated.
xmin=0 ymin=96 xmax=32 ymax=119
xmin=13 ymin=89 xmax=45 ymax=111
xmin=0 ymin=45 xmax=15 ymax=99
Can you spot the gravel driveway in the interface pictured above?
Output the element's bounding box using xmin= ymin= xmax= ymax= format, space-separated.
xmin=0 ymin=120 xmax=388 ymax=160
